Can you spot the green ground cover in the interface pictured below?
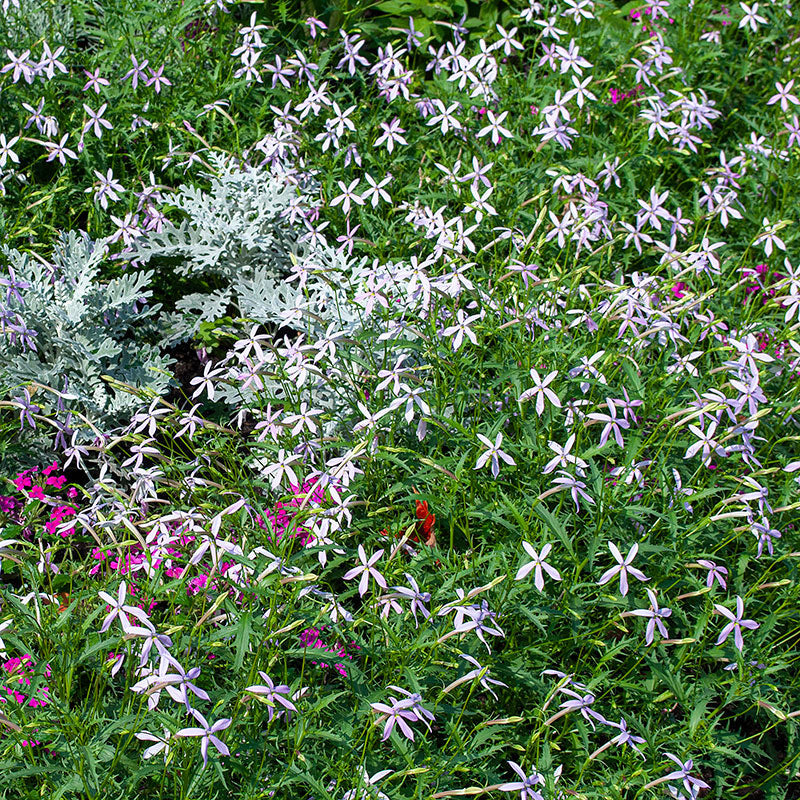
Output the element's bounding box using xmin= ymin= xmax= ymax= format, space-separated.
xmin=0 ymin=0 xmax=799 ymax=798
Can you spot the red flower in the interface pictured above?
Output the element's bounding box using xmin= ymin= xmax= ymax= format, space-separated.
xmin=415 ymin=500 xmax=436 ymax=546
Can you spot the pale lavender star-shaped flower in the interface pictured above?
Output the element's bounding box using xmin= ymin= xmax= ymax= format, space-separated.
xmin=696 ymin=559 xmax=728 ymax=589
xmin=629 ymin=588 xmax=672 ymax=645
xmin=123 ymin=54 xmax=149 ymax=89
xmin=370 ymin=695 xmax=417 ymax=741
xmin=82 ymin=67 xmax=109 ymax=93
xmin=515 ymin=542 xmax=561 ymax=591
xmin=767 ymin=79 xmax=800 ymax=113
xmin=608 ymin=717 xmax=646 ymax=757
xmin=684 ymin=421 xmax=727 ymax=467
xmin=162 ymin=663 xmax=211 ymax=711
xmin=478 ymin=110 xmax=513 ymax=145
xmin=498 ymin=760 xmax=545 ymax=800
xmin=306 ymin=16 xmax=327 ymax=38
xmin=518 ymin=369 xmax=561 ymax=416
xmin=752 ymin=518 xmax=781 ymax=558
xmin=97 ymin=581 xmax=151 ymax=633
xmin=82 ymin=102 xmax=113 ymax=139
xmin=146 ymin=64 xmax=172 ymax=94
xmin=244 ymin=671 xmax=297 ymax=721
xmin=474 ymin=432 xmax=516 ymax=478
xmin=374 ymin=117 xmax=408 ymax=153
xmin=453 ymin=600 xmax=505 ymax=653
xmin=343 ymin=545 xmax=387 ymax=597
xmin=714 ymin=595 xmax=759 ymax=651
xmin=738 ymin=1 xmax=767 ymax=31
xmin=549 ymin=688 xmax=608 ymax=730
xmin=176 ymin=709 xmax=231 ymax=768
xmin=391 ymin=574 xmax=431 ymax=627
xmin=662 ymin=753 xmax=710 ymax=795
xmin=44 ymin=133 xmax=77 ymax=165
xmin=597 ymin=542 xmax=649 ymax=597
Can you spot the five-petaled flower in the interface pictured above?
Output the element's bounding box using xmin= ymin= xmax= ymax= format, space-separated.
xmin=343 ymin=545 xmax=387 ymax=597
xmin=331 ymin=178 xmax=364 ymax=214
xmin=146 ymin=64 xmax=172 ymax=94
xmin=662 ymin=753 xmax=710 ymax=795
xmin=244 ymin=672 xmax=297 ymax=721
xmin=391 ymin=573 xmax=431 ymax=626
xmin=97 ymin=581 xmax=150 ymax=633
xmin=738 ymin=1 xmax=767 ymax=32
xmin=44 ymin=134 xmax=77 ymax=165
xmin=498 ymin=760 xmax=545 ymax=800
xmin=82 ymin=68 xmax=110 ymax=93
xmin=443 ymin=309 xmax=481 ymax=351
xmin=477 ymin=109 xmax=513 ymax=145
xmin=474 ymin=432 xmax=516 ymax=478
xmin=597 ymin=542 xmax=649 ymax=597
xmin=123 ymin=54 xmax=149 ymax=89
xmin=374 ymin=117 xmax=408 ymax=153
xmin=548 ymin=688 xmax=608 ymax=730
xmin=162 ymin=662 xmax=211 ymax=711
xmin=515 ymin=542 xmax=561 ymax=591
xmin=82 ymin=102 xmax=113 ymax=139
xmin=697 ymin=559 xmax=728 ymax=589
xmin=606 ymin=717 xmax=646 ymax=758
xmin=175 ymin=709 xmax=231 ymax=768
xmin=370 ymin=695 xmax=418 ymax=741
xmin=684 ymin=421 xmax=727 ymax=467
xmin=628 ymin=588 xmax=672 ymax=645
xmin=767 ymin=79 xmax=800 ymax=113
xmin=714 ymin=595 xmax=759 ymax=651
xmin=519 ymin=369 xmax=561 ymax=417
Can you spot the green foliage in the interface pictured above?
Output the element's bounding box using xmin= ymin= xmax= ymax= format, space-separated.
xmin=1 ymin=0 xmax=800 ymax=797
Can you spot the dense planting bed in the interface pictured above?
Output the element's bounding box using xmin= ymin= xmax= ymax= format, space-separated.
xmin=0 ymin=0 xmax=799 ymax=798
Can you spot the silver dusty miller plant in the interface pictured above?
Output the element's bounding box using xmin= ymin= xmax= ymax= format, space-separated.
xmin=129 ymin=152 xmax=373 ymax=417
xmin=130 ymin=152 xmax=335 ymax=345
xmin=0 ymin=0 xmax=75 ymax=48
xmin=0 ymin=230 xmax=172 ymax=442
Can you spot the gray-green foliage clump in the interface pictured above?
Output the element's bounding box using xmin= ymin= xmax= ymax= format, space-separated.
xmin=130 ymin=152 xmax=330 ymax=346
xmin=0 ymin=0 xmax=75 ymax=45
xmin=0 ymin=230 xmax=172 ymax=429
xmin=129 ymin=152 xmax=373 ymax=420
xmin=0 ymin=153 xmax=368 ymax=448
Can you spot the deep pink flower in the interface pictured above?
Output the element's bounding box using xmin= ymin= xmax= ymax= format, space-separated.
xmin=299 ymin=627 xmax=358 ymax=677
xmin=14 ymin=474 xmax=32 ymax=491
xmin=671 ymin=282 xmax=687 ymax=299
xmin=1 ymin=655 xmax=51 ymax=708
